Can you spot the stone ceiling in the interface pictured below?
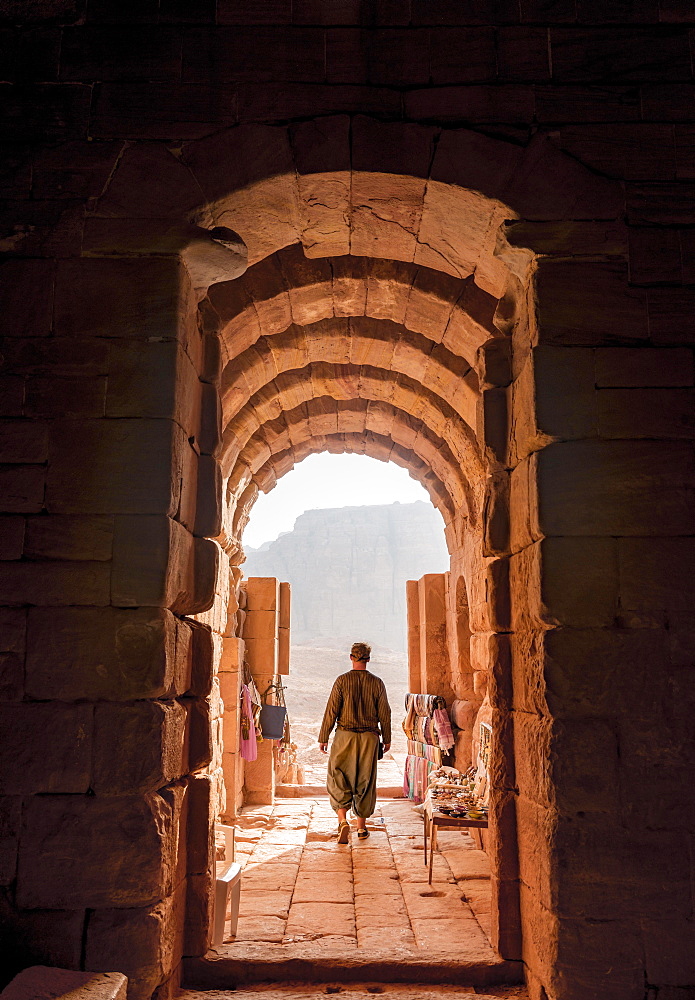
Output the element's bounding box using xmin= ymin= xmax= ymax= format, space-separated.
xmin=88 ymin=115 xmax=620 ymax=546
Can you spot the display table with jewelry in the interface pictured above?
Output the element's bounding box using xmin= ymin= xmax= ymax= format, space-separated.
xmin=422 ymin=767 xmax=489 ymax=884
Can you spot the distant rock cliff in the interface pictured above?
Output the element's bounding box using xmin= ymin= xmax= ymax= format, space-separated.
xmin=242 ymin=501 xmax=448 ymax=652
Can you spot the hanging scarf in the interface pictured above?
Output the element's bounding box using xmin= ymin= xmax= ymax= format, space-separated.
xmin=433 ymin=708 xmax=455 ymax=751
xmin=240 ymin=684 xmax=258 ymax=762
xmin=247 ymin=676 xmax=263 ymax=737
xmin=402 ymin=696 xmax=417 ymax=739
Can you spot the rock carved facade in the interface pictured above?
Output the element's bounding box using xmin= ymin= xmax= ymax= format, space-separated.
xmin=243 ymin=502 xmax=449 ymax=651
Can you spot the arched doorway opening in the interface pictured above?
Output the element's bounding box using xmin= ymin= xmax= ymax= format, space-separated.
xmin=182 ymin=125 xmax=554 ymax=972
xmin=222 ymin=432 xmax=507 ymax=967
xmin=239 ymin=451 xmax=447 ymax=792
xmin=206 ymin=252 xmax=520 ymax=958
xmin=26 ymin=115 xmax=623 ymax=998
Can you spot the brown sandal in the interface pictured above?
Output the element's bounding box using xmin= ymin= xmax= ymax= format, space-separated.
xmin=337 ymin=821 xmax=350 ymax=844
xmin=357 ymin=828 xmax=370 ymax=839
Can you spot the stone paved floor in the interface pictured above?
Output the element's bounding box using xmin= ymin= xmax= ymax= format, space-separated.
xmin=224 ymin=797 xmax=495 ymax=956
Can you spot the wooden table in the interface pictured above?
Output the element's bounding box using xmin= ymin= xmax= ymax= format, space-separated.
xmin=422 ymin=792 xmax=489 ymax=884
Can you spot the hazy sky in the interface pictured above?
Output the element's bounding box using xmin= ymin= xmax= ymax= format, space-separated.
xmin=243 ymin=453 xmax=435 ymax=548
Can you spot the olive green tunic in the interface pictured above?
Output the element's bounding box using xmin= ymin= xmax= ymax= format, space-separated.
xmin=318 ymin=669 xmax=391 ymax=744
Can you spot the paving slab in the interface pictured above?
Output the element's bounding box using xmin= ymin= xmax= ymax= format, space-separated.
xmin=437 ymin=829 xmax=477 ymax=849
xmin=381 ymin=817 xmax=424 ymax=832
xmin=298 ymin=845 xmax=353 ymax=872
xmin=353 ymin=870 xmax=401 ymax=894
xmin=285 ymin=902 xmax=356 ymax=938
xmin=305 ymin=819 xmax=338 ymax=841
xmin=401 ymin=883 xmax=473 ymax=921
xmin=238 ymin=811 xmax=273 ymax=827
xmin=282 ymin=935 xmax=358 ymax=952
xmin=250 ymin=843 xmax=304 ymax=865
xmin=475 ymin=914 xmax=493 ymax=941
xmin=387 ymin=834 xmax=421 ymax=847
xmin=292 ymin=874 xmax=354 ymax=904
xmin=350 ymin=845 xmax=396 ymax=869
xmin=461 ymin=879 xmax=494 ymax=912
xmin=352 ymin=861 xmax=398 ymax=881
xmin=394 ymin=854 xmax=453 ymax=883
xmin=410 ymin=917 xmax=497 ymax=957
xmin=354 ymin=894 xmax=409 ymax=928
xmin=238 ymin=889 xmax=293 ymax=917
xmin=442 ymin=848 xmax=491 ymax=881
xmin=241 ymin=863 xmax=299 ymax=891
xmin=231 ymin=915 xmax=286 ymax=943
xmin=262 ymin=828 xmax=307 ymax=845
xmin=388 ymin=844 xmax=428 ymax=866
xmin=272 ymin=816 xmax=312 ymax=830
xmin=234 ymin=832 xmax=263 ymax=845
xmin=356 ymin=926 xmax=417 ymax=950
xmin=388 ymin=850 xmax=424 ymax=864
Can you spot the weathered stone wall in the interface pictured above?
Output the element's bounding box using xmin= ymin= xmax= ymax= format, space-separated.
xmin=0 ymin=4 xmax=693 ymax=999
xmin=240 ymin=576 xmax=284 ymax=807
xmin=0 ymin=254 xmax=226 ymax=996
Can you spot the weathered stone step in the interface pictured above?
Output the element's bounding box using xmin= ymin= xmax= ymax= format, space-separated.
xmin=183 ymin=947 xmax=522 ymax=990
xmin=275 ymin=785 xmax=404 ymax=798
xmin=179 ymin=986 xmax=528 ymax=1000
xmin=0 ymin=968 xmax=127 ymax=1000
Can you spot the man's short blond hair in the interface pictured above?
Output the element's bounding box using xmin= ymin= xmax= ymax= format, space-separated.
xmin=350 ymin=642 xmax=371 ymax=662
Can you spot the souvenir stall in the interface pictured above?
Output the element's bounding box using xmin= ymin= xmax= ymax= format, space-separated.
xmin=421 ymin=719 xmax=492 ymax=881
xmin=402 ymin=692 xmax=456 ymax=802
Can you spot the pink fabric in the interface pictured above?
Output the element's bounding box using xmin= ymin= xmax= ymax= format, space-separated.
xmin=240 ymin=684 xmax=258 ymax=762
xmin=433 ymin=708 xmax=455 ymax=750
xmin=415 ymin=756 xmax=428 ymax=802
xmin=403 ymin=754 xmax=433 ymax=802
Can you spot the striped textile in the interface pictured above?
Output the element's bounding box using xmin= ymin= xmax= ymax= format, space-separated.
xmin=319 ymin=669 xmax=392 ymax=745
xmin=407 ymin=739 xmax=442 ymax=765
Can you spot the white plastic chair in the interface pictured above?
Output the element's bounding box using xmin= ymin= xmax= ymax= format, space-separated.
xmin=213 ymin=823 xmax=242 ymax=946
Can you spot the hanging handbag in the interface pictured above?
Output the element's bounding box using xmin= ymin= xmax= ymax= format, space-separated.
xmin=378 ymin=740 xmax=384 ymax=761
xmin=260 ymin=680 xmax=288 ymax=740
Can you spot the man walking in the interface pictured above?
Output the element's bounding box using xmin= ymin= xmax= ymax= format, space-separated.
xmin=318 ymin=642 xmax=392 ymax=842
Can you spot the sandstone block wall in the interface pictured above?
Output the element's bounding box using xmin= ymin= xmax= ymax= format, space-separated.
xmin=0 ymin=253 xmax=225 ymax=995
xmin=0 ymin=4 xmax=693 ymax=999
xmin=407 ymin=573 xmax=452 ymax=703
xmin=240 ymin=577 xmax=291 ymax=806
xmin=278 ymin=581 xmax=291 ymax=675
xmin=407 ymin=560 xmax=520 ymax=965
xmin=219 ymin=634 xmax=244 ymax=822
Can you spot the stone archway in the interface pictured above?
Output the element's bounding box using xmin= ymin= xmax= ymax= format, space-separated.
xmin=8 ymin=115 xmax=630 ymax=999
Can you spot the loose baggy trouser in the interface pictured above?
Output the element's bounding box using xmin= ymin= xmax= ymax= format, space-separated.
xmin=326 ymin=728 xmax=379 ymax=818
